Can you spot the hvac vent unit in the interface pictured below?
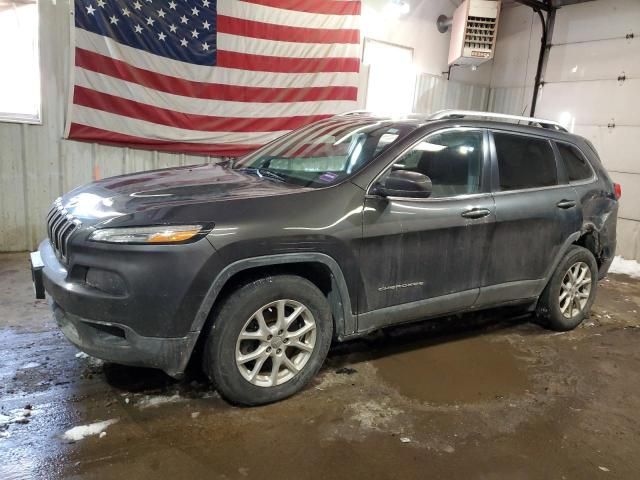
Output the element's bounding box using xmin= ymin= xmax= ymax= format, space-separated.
xmin=448 ymin=0 xmax=501 ymax=66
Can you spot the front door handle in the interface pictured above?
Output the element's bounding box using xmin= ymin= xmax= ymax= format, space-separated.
xmin=461 ymin=208 xmax=491 ymax=219
xmin=557 ymin=199 xmax=577 ymax=209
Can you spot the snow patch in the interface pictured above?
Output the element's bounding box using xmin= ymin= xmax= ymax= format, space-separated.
xmin=609 ymin=256 xmax=640 ymax=279
xmin=75 ymin=352 xmax=90 ymax=359
xmin=19 ymin=362 xmax=41 ymax=369
xmin=137 ymin=393 xmax=184 ymax=409
xmin=0 ymin=406 xmax=35 ymax=433
xmin=63 ymin=419 xmax=118 ymax=442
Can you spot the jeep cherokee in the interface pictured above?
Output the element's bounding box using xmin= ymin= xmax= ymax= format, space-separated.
xmin=31 ymin=110 xmax=620 ymax=405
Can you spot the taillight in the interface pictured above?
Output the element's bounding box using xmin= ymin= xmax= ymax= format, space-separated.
xmin=614 ymin=182 xmax=622 ymax=200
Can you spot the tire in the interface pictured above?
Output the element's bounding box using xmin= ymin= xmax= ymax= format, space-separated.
xmin=536 ymin=245 xmax=598 ymax=331
xmin=202 ymin=275 xmax=333 ymax=406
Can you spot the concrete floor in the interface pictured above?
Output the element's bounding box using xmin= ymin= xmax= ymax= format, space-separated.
xmin=1 ymin=252 xmax=640 ymax=479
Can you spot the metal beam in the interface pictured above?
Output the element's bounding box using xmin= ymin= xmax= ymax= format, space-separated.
xmin=513 ymin=0 xmax=551 ymax=12
xmin=530 ymin=8 xmax=556 ymax=116
xmin=552 ymin=0 xmax=596 ymax=6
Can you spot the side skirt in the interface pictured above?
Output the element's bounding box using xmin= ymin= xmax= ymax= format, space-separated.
xmin=356 ymin=288 xmax=479 ymax=334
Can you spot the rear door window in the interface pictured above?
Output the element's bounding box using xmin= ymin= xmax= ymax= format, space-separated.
xmin=493 ymin=132 xmax=558 ymax=191
xmin=556 ymin=142 xmax=593 ymax=182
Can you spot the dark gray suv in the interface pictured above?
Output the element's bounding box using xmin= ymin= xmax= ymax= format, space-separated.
xmin=32 ymin=110 xmax=620 ymax=405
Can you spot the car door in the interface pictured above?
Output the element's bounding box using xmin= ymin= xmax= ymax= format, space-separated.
xmin=357 ymin=128 xmax=496 ymax=331
xmin=477 ymin=130 xmax=582 ymax=305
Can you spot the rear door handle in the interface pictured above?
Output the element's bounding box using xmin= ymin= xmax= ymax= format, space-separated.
xmin=557 ymin=199 xmax=577 ymax=209
xmin=461 ymin=208 xmax=491 ymax=219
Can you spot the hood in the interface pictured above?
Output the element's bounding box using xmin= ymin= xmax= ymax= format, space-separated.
xmin=60 ymin=162 xmax=307 ymax=228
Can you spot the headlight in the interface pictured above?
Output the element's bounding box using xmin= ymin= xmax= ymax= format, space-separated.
xmin=89 ymin=225 xmax=204 ymax=244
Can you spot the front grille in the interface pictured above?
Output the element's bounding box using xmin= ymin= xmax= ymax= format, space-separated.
xmin=46 ymin=198 xmax=81 ymax=263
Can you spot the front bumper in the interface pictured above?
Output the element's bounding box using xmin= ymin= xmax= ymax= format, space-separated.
xmin=35 ymin=237 xmax=222 ymax=377
xmin=52 ymin=301 xmax=198 ymax=378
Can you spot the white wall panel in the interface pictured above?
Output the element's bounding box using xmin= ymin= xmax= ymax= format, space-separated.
xmin=617 ymin=218 xmax=640 ymax=261
xmin=551 ymin=0 xmax=640 ymax=45
xmin=361 ymin=0 xmax=456 ymax=78
xmin=546 ymin=38 xmax=640 ymax=83
xmin=489 ymin=6 xmax=540 ymax=89
xmin=0 ymin=124 xmax=27 ymax=251
xmin=573 ymin=126 xmax=640 ymax=175
xmin=609 ymin=172 xmax=640 ymax=222
xmin=536 ymin=79 xmax=640 ymax=127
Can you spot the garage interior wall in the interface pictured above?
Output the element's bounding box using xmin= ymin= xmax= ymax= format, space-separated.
xmin=0 ymin=0 xmax=490 ymax=253
xmin=488 ymin=0 xmax=640 ymax=261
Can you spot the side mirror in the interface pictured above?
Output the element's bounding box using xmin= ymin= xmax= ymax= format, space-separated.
xmin=372 ymin=170 xmax=432 ymax=198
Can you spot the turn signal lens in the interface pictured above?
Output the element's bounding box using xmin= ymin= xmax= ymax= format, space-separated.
xmin=89 ymin=225 xmax=203 ymax=244
xmin=614 ymin=182 xmax=622 ymax=200
xmin=147 ymin=229 xmax=201 ymax=243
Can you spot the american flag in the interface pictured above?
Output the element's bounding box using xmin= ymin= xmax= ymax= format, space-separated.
xmin=66 ymin=0 xmax=361 ymax=156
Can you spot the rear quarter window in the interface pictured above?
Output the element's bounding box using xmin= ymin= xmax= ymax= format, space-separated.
xmin=493 ymin=132 xmax=558 ymax=191
xmin=556 ymin=142 xmax=594 ymax=182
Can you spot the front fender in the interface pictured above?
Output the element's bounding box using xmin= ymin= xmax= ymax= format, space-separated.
xmin=188 ymin=253 xmax=356 ymax=340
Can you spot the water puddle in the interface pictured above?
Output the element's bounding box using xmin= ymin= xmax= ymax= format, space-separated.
xmin=373 ymin=335 xmax=531 ymax=404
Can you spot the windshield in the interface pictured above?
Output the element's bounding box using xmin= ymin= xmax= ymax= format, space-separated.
xmin=232 ymin=118 xmax=418 ymax=188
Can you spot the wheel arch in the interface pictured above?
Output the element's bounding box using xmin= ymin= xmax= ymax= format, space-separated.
xmin=190 ymin=253 xmax=356 ymax=342
xmin=540 ymin=224 xmax=603 ymax=298
xmin=573 ymin=225 xmax=603 ymax=266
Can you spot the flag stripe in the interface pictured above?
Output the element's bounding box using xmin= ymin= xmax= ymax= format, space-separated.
xmin=74 ymin=86 xmax=333 ymax=133
xmin=216 ymin=32 xmax=360 ymax=59
xmin=75 ymin=68 xmax=357 ymax=117
xmin=217 ymin=15 xmax=359 ymax=44
xmin=69 ymin=123 xmax=261 ymax=156
xmin=75 ymin=29 xmax=360 ymax=87
xmin=219 ymin=0 xmax=359 ymax=29
xmin=75 ymin=49 xmax=358 ymax=103
xmin=241 ymin=0 xmax=361 ymax=16
xmin=72 ymin=105 xmax=287 ymax=144
xmin=287 ymin=122 xmax=353 ymax=157
xmin=216 ymin=50 xmax=359 ymax=73
xmin=267 ymin=119 xmax=344 ymax=157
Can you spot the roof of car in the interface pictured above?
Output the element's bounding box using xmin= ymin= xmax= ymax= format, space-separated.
xmin=331 ymin=110 xmax=591 ymax=148
xmin=334 ymin=109 xmax=574 ymax=138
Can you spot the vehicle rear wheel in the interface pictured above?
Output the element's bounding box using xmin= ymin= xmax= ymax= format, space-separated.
xmin=536 ymin=245 xmax=598 ymax=331
xmin=203 ymin=275 xmax=333 ymax=406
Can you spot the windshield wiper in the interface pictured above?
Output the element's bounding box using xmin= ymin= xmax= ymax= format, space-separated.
xmin=237 ymin=167 xmax=288 ymax=183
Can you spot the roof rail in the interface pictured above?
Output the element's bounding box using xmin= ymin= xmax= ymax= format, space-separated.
xmin=428 ymin=110 xmax=568 ymax=132
xmin=334 ymin=110 xmax=373 ymax=117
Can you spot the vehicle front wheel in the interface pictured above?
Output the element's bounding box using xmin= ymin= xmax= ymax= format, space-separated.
xmin=203 ymin=275 xmax=333 ymax=406
xmin=537 ymin=245 xmax=598 ymax=331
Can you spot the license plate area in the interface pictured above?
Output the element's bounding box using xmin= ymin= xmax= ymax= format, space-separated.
xmin=30 ymin=251 xmax=45 ymax=299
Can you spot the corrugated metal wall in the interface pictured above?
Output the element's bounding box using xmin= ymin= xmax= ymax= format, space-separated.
xmin=0 ymin=1 xmax=491 ymax=253
xmin=414 ymin=73 xmax=490 ymax=114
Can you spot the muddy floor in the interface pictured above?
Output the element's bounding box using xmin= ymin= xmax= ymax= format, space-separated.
xmin=1 ymin=252 xmax=640 ymax=479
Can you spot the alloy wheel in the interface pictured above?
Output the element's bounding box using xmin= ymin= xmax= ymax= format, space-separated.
xmin=235 ymin=299 xmax=317 ymax=387
xmin=559 ymin=261 xmax=592 ymax=319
